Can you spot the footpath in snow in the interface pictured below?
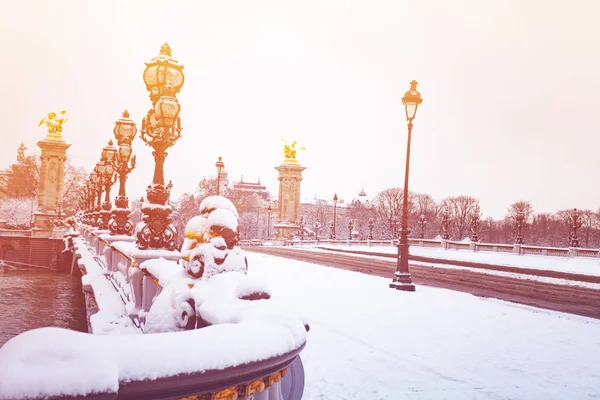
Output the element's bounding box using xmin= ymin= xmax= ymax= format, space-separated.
xmin=246 ymin=252 xmax=600 ymax=400
xmin=316 ymin=244 xmax=600 ymax=277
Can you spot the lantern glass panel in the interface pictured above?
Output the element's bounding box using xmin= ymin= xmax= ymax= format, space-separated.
xmin=119 ymin=145 xmax=132 ymax=163
xmin=143 ymin=65 xmax=158 ymax=86
xmin=405 ymin=102 xmax=418 ymax=120
xmin=167 ymin=68 xmax=183 ymax=89
xmin=104 ymin=164 xmax=114 ymax=176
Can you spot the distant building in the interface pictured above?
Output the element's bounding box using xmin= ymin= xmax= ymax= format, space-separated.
xmin=230 ymin=176 xmax=271 ymax=201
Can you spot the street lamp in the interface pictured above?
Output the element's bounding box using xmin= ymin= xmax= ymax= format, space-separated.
xmin=442 ymin=208 xmax=451 ymax=240
xmin=368 ymin=218 xmax=375 ymax=240
xmin=215 ymin=156 xmax=225 ymax=195
xmin=569 ymin=208 xmax=581 ymax=248
xmin=418 ymin=214 xmax=427 ymax=239
xmin=109 ymin=110 xmax=137 ymax=235
xmin=347 ymin=220 xmax=353 ymax=240
xmin=99 ymin=141 xmax=118 ymax=229
xmin=515 ymin=211 xmax=525 ymax=245
xmin=92 ymin=164 xmax=104 ymax=228
xmin=313 ymin=221 xmax=320 ymax=242
xmin=470 ymin=206 xmax=480 ymax=243
xmin=332 ymin=193 xmax=338 ymax=240
xmin=267 ymin=205 xmax=272 ymax=239
xmin=390 ymin=80 xmax=422 ymax=292
xmin=137 ymin=43 xmax=185 ymax=250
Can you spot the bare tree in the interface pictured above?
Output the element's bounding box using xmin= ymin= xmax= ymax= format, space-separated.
xmin=443 ymin=196 xmax=480 ymax=240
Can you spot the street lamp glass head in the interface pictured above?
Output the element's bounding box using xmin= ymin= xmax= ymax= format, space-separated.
xmin=333 ymin=193 xmax=338 ymax=202
xmin=104 ymin=163 xmax=115 ymax=176
xmin=102 ymin=140 xmax=118 ymax=162
xmin=143 ymin=43 xmax=185 ymax=102
xmin=154 ymin=91 xmax=181 ymax=128
xmin=215 ymin=156 xmax=225 ymax=171
xmin=402 ymin=80 xmax=423 ymax=121
xmin=118 ymin=143 xmax=132 ymax=163
xmin=114 ymin=110 xmax=137 ymax=144
xmin=95 ymin=161 xmax=106 ymax=175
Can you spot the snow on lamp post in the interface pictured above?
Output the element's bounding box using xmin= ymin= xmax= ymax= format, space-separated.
xmin=569 ymin=208 xmax=582 ymax=248
xmin=109 ymin=111 xmax=137 ymax=235
xmin=390 ymin=80 xmax=422 ymax=292
xmin=215 ymin=156 xmax=225 ymax=196
xmin=332 ymin=193 xmax=338 ymax=240
xmin=418 ymin=214 xmax=427 ymax=239
xmin=137 ymin=43 xmax=184 ymax=250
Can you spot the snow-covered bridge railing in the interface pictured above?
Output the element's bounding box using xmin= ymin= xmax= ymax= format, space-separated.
xmin=245 ymin=237 xmax=600 ymax=259
xmin=1 ymin=197 xmax=307 ymax=400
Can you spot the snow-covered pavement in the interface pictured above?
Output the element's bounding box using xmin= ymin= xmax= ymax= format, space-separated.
xmin=247 ymin=252 xmax=600 ymax=400
xmin=315 ymin=244 xmax=600 ymax=277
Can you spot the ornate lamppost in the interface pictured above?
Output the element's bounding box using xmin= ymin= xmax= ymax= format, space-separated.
xmin=418 ymin=214 xmax=427 ymax=239
xmin=99 ymin=141 xmax=118 ymax=230
xmin=390 ymin=80 xmax=422 ymax=292
xmin=109 ymin=111 xmax=137 ymax=235
xmin=215 ymin=156 xmax=225 ymax=196
xmin=470 ymin=206 xmax=480 ymax=243
xmin=267 ymin=205 xmax=272 ymax=239
xmin=313 ymin=221 xmax=320 ymax=242
xmin=92 ymin=165 xmax=104 ymax=228
xmin=441 ymin=209 xmax=451 ymax=240
xmin=515 ymin=210 xmax=525 ymax=245
xmin=137 ymin=43 xmax=185 ymax=250
xmin=347 ymin=220 xmax=353 ymax=240
xmin=368 ymin=218 xmax=375 ymax=240
xmin=329 ymin=222 xmax=335 ymax=240
xmin=332 ymin=193 xmax=338 ymax=240
xmin=569 ymin=208 xmax=581 ymax=248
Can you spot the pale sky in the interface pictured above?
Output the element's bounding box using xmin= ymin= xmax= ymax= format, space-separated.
xmin=1 ymin=0 xmax=599 ymax=219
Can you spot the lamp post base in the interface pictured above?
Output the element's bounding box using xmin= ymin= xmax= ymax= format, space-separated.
xmin=389 ymin=272 xmax=416 ymax=291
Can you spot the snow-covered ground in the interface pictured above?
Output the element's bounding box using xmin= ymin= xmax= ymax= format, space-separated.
xmin=247 ymin=252 xmax=600 ymax=400
xmin=316 ymin=244 xmax=600 ymax=277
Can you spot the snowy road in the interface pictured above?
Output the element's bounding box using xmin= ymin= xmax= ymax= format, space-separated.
xmin=245 ymin=246 xmax=600 ymax=319
xmin=246 ymin=252 xmax=600 ymax=400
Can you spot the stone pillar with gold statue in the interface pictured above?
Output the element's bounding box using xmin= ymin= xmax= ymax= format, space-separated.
xmin=32 ymin=111 xmax=71 ymax=238
xmin=273 ymin=140 xmax=306 ymax=243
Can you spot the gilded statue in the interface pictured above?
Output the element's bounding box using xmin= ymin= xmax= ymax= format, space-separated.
xmin=281 ymin=139 xmax=305 ymax=162
xmin=39 ymin=110 xmax=68 ymax=138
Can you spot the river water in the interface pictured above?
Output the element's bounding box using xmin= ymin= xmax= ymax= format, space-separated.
xmin=0 ymin=270 xmax=87 ymax=347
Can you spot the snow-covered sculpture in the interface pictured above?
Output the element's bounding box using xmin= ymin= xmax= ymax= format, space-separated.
xmin=180 ymin=196 xmax=248 ymax=279
xmin=144 ymin=196 xmax=272 ymax=333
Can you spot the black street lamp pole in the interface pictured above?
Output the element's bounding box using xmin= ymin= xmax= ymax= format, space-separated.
xmin=332 ymin=193 xmax=338 ymax=240
xmin=390 ymin=80 xmax=422 ymax=292
xmin=569 ymin=208 xmax=581 ymax=248
xmin=215 ymin=156 xmax=224 ymax=196
xmin=267 ymin=205 xmax=272 ymax=239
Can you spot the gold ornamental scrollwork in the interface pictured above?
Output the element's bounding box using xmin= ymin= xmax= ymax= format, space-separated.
xmin=178 ymin=367 xmax=289 ymax=400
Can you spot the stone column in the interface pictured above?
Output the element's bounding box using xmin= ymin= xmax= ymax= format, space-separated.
xmin=32 ymin=137 xmax=71 ymax=237
xmin=273 ymin=161 xmax=306 ymax=241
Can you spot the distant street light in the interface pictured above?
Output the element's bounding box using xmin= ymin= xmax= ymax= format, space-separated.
xmin=470 ymin=205 xmax=480 ymax=243
xmin=215 ymin=156 xmax=225 ymax=196
xmin=569 ymin=208 xmax=582 ymax=248
xmin=368 ymin=218 xmax=375 ymax=240
xmin=418 ymin=214 xmax=427 ymax=239
xmin=515 ymin=211 xmax=525 ymax=244
xmin=267 ymin=205 xmax=272 ymax=239
xmin=390 ymin=80 xmax=422 ymax=292
xmin=332 ymin=194 xmax=338 ymax=240
xmin=442 ymin=208 xmax=451 ymax=240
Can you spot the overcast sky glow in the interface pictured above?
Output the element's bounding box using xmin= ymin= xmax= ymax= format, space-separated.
xmin=1 ymin=0 xmax=599 ymax=219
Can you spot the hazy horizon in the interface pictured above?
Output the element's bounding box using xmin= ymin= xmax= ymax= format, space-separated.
xmin=1 ymin=0 xmax=599 ymax=219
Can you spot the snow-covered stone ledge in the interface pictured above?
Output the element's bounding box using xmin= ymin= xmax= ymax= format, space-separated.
xmin=0 ymin=325 xmax=305 ymax=400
